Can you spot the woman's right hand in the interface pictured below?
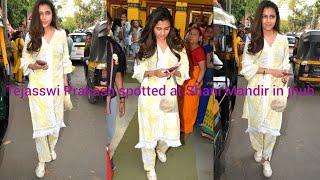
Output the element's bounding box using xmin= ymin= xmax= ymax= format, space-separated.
xmin=29 ymin=62 xmax=48 ymax=70
xmin=154 ymin=68 xmax=170 ymax=78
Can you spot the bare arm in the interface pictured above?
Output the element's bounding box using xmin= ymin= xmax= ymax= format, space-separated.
xmin=194 ymin=61 xmax=206 ymax=86
xmin=256 ymin=67 xmax=285 ymax=78
xmin=115 ymin=72 xmax=125 ymax=117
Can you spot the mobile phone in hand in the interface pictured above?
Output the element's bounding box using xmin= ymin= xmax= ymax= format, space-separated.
xmin=283 ymin=72 xmax=293 ymax=76
xmin=168 ymin=66 xmax=178 ymax=72
xmin=36 ymin=60 xmax=47 ymax=66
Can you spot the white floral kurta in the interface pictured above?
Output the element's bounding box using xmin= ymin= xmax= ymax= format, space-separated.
xmin=133 ymin=46 xmax=189 ymax=149
xmin=20 ymin=30 xmax=74 ymax=139
xmin=240 ymin=33 xmax=290 ymax=136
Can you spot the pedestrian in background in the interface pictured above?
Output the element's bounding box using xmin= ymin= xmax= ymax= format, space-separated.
xmin=112 ymin=18 xmax=122 ymax=45
xmin=240 ymin=0 xmax=290 ymax=177
xmin=178 ymin=27 xmax=206 ymax=135
xmin=197 ymin=25 xmax=215 ymax=125
xmin=132 ymin=7 xmax=189 ymax=180
xmin=131 ymin=20 xmax=142 ymax=57
xmin=83 ymin=32 xmax=92 ymax=77
xmin=119 ymin=12 xmax=131 ymax=56
xmin=20 ymin=0 xmax=74 ymax=178
xmin=6 ymin=32 xmax=14 ymax=79
xmin=101 ymin=12 xmax=127 ymax=178
xmin=11 ymin=30 xmax=25 ymax=85
xmin=65 ymin=29 xmax=73 ymax=85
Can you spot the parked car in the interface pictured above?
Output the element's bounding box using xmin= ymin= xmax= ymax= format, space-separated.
xmin=69 ymin=32 xmax=86 ymax=60
xmin=287 ymin=35 xmax=295 ymax=60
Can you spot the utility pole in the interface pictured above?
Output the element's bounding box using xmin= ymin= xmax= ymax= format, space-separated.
xmin=226 ymin=0 xmax=232 ymax=13
xmin=312 ymin=6 xmax=317 ymax=29
xmin=1 ymin=0 xmax=8 ymax=41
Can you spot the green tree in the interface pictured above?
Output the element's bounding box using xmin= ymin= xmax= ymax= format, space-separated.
xmin=61 ymin=17 xmax=77 ymax=33
xmin=280 ymin=20 xmax=289 ymax=32
xmin=287 ymin=1 xmax=313 ymax=32
xmin=231 ymin=0 xmax=260 ymax=25
xmin=7 ymin=0 xmax=37 ymax=28
xmin=56 ymin=5 xmax=64 ymax=28
xmin=73 ymin=0 xmax=103 ymax=29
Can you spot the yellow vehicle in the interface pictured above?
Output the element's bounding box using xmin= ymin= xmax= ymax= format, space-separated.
xmin=212 ymin=5 xmax=238 ymax=179
xmin=0 ymin=14 xmax=10 ymax=145
xmin=293 ymin=30 xmax=320 ymax=88
xmin=84 ymin=21 xmax=125 ymax=103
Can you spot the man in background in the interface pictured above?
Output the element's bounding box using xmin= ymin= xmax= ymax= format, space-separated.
xmin=65 ymin=29 xmax=73 ymax=85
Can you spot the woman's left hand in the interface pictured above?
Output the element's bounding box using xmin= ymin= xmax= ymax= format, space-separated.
xmin=169 ymin=69 xmax=181 ymax=77
xmin=119 ymin=101 xmax=125 ymax=118
xmin=282 ymin=69 xmax=290 ymax=83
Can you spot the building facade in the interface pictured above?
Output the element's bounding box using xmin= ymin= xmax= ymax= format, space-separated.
xmin=107 ymin=0 xmax=213 ymax=39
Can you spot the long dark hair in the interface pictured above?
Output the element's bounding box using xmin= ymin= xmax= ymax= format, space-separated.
xmin=11 ymin=31 xmax=22 ymax=41
xmin=136 ymin=7 xmax=184 ymax=61
xmin=111 ymin=18 xmax=121 ymax=34
xmin=27 ymin=0 xmax=58 ymax=53
xmin=248 ymin=0 xmax=280 ymax=54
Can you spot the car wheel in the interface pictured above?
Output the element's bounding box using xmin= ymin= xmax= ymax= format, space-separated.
xmin=87 ymin=78 xmax=97 ymax=104
xmin=87 ymin=88 xmax=97 ymax=104
xmin=294 ymin=75 xmax=299 ymax=88
xmin=299 ymin=81 xmax=306 ymax=89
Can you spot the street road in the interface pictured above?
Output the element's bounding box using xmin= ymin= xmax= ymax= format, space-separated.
xmin=0 ymin=61 xmax=106 ymax=179
xmin=218 ymin=76 xmax=320 ymax=180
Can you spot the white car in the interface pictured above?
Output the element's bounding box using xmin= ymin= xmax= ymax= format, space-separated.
xmin=69 ymin=32 xmax=86 ymax=60
xmin=287 ymin=35 xmax=295 ymax=57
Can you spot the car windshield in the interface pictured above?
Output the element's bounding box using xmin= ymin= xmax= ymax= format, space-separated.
xmin=287 ymin=37 xmax=295 ymax=44
xmin=70 ymin=35 xmax=86 ymax=43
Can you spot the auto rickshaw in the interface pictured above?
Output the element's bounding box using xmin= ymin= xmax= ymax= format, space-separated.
xmin=0 ymin=14 xmax=10 ymax=145
xmin=293 ymin=30 xmax=320 ymax=88
xmin=289 ymin=32 xmax=302 ymax=62
xmin=210 ymin=5 xmax=238 ymax=178
xmin=84 ymin=21 xmax=125 ymax=104
xmin=84 ymin=21 xmax=110 ymax=103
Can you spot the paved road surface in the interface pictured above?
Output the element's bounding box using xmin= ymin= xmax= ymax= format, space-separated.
xmin=0 ymin=62 xmax=106 ymax=179
xmin=218 ymin=77 xmax=320 ymax=180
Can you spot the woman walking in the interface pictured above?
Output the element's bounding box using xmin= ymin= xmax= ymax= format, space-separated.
xmin=179 ymin=27 xmax=206 ymax=135
xmin=240 ymin=0 xmax=290 ymax=177
xmin=20 ymin=0 xmax=73 ymax=178
xmin=132 ymin=7 xmax=189 ymax=180
xmin=11 ymin=31 xmax=25 ymax=85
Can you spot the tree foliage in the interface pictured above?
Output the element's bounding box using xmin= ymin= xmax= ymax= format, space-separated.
xmin=73 ymin=0 xmax=103 ymax=29
xmin=287 ymin=0 xmax=313 ymax=32
xmin=280 ymin=20 xmax=289 ymax=32
xmin=7 ymin=0 xmax=37 ymax=28
xmin=61 ymin=17 xmax=77 ymax=33
xmin=231 ymin=0 xmax=260 ymax=25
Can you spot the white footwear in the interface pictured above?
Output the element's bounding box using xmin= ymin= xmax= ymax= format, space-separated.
xmin=35 ymin=162 xmax=46 ymax=178
xmin=147 ymin=169 xmax=157 ymax=180
xmin=51 ymin=150 xmax=57 ymax=161
xmin=156 ymin=149 xmax=167 ymax=162
xmin=254 ymin=150 xmax=262 ymax=162
xmin=262 ymin=161 xmax=273 ymax=177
